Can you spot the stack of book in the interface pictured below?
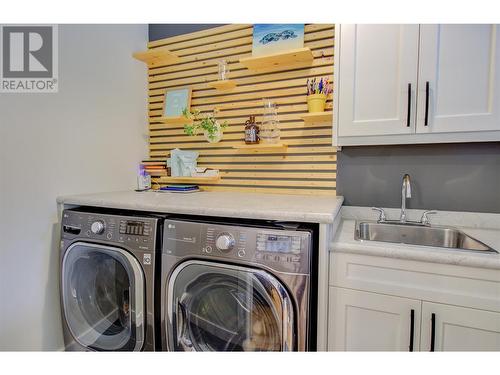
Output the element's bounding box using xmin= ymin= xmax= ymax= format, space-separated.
xmin=159 ymin=185 xmax=200 ymax=193
xmin=141 ymin=161 xmax=168 ymax=176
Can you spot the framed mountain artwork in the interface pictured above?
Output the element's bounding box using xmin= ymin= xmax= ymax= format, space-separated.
xmin=252 ymin=24 xmax=305 ymax=57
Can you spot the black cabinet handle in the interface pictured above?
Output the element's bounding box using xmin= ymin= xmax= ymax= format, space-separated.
xmin=430 ymin=313 xmax=436 ymax=351
xmin=406 ymin=83 xmax=412 ymax=127
xmin=409 ymin=309 xmax=415 ymax=351
xmin=424 ymin=81 xmax=430 ymax=126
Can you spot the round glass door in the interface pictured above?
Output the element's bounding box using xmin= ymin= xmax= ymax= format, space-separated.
xmin=62 ymin=242 xmax=144 ymax=351
xmin=167 ymin=261 xmax=294 ymax=351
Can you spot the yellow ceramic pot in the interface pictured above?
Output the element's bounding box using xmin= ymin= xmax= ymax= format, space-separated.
xmin=307 ymin=93 xmax=327 ymax=113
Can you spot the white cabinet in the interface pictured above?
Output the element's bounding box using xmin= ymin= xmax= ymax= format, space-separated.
xmin=337 ymin=25 xmax=419 ymax=137
xmin=329 ymin=287 xmax=500 ymax=351
xmin=328 ymin=287 xmax=421 ymax=351
xmin=327 ymin=252 xmax=500 ymax=351
xmin=420 ymin=302 xmax=500 ymax=351
xmin=334 ymin=24 xmax=500 ymax=145
xmin=417 ymin=24 xmax=500 ymax=134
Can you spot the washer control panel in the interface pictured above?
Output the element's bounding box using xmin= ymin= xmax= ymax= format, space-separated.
xmin=163 ymin=219 xmax=311 ymax=274
xmin=61 ymin=209 xmax=158 ymax=252
xmin=119 ymin=219 xmax=152 ymax=237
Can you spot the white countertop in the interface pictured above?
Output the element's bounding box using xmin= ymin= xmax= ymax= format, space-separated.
xmin=331 ymin=207 xmax=500 ymax=270
xmin=57 ymin=190 xmax=344 ymax=224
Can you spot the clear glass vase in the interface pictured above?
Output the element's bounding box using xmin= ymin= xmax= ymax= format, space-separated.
xmin=204 ymin=122 xmax=223 ymax=143
xmin=260 ymin=99 xmax=280 ymax=144
xmin=218 ymin=59 xmax=229 ymax=81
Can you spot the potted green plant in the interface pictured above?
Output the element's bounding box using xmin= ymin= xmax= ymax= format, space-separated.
xmin=183 ymin=108 xmax=228 ymax=143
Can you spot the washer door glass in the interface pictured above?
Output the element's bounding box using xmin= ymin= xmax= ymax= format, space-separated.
xmin=168 ymin=261 xmax=294 ymax=351
xmin=62 ymin=243 xmax=144 ymax=351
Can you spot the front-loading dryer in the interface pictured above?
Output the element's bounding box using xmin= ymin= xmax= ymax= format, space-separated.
xmin=161 ymin=216 xmax=316 ymax=351
xmin=59 ymin=208 xmax=163 ymax=351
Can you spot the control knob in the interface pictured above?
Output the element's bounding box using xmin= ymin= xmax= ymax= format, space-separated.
xmin=215 ymin=233 xmax=235 ymax=252
xmin=90 ymin=221 xmax=105 ymax=234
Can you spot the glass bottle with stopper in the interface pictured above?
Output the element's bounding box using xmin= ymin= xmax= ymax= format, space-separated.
xmin=260 ymin=99 xmax=280 ymax=144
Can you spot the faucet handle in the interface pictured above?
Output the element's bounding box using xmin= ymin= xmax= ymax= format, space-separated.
xmin=371 ymin=207 xmax=387 ymax=222
xmin=420 ymin=210 xmax=437 ymax=225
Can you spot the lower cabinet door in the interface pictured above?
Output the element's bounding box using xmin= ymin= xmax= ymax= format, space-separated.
xmin=421 ymin=302 xmax=500 ymax=351
xmin=328 ymin=287 xmax=421 ymax=351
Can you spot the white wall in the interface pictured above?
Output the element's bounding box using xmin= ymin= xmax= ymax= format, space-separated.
xmin=0 ymin=24 xmax=148 ymax=350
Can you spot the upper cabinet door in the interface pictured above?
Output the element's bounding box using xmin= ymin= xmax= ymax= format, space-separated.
xmin=417 ymin=25 xmax=500 ymax=133
xmin=337 ymin=25 xmax=419 ymax=137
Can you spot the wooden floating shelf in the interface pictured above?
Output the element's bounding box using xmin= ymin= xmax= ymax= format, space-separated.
xmin=156 ymin=116 xmax=193 ymax=125
xmin=133 ymin=47 xmax=182 ymax=66
xmin=208 ymin=80 xmax=237 ymax=91
xmin=239 ymin=47 xmax=314 ymax=72
xmin=300 ymin=112 xmax=333 ymax=123
xmin=158 ymin=175 xmax=221 ymax=183
xmin=232 ymin=142 xmax=288 ymax=150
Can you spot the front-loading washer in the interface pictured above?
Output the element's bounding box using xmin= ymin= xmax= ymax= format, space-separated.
xmin=59 ymin=208 xmax=163 ymax=351
xmin=161 ymin=216 xmax=317 ymax=351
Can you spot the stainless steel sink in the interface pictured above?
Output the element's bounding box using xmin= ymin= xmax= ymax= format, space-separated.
xmin=355 ymin=221 xmax=498 ymax=253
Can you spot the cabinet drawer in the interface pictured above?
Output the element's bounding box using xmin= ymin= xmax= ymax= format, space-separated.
xmin=330 ymin=252 xmax=500 ymax=312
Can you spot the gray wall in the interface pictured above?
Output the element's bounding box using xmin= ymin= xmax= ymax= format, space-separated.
xmin=337 ymin=143 xmax=500 ymax=213
xmin=149 ymin=24 xmax=226 ymax=41
xmin=0 ymin=24 xmax=148 ymax=350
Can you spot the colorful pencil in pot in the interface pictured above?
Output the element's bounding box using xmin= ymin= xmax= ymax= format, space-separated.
xmin=306 ymin=77 xmax=332 ymax=96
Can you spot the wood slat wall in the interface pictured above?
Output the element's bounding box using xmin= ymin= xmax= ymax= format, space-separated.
xmin=146 ymin=24 xmax=336 ymax=195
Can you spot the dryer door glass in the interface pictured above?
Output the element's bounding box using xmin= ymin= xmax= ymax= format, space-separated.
xmin=62 ymin=243 xmax=145 ymax=351
xmin=168 ymin=261 xmax=294 ymax=351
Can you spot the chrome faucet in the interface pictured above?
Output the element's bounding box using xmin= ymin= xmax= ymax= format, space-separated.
xmin=400 ymin=174 xmax=412 ymax=222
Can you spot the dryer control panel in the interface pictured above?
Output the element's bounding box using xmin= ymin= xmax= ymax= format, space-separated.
xmin=163 ymin=219 xmax=311 ymax=275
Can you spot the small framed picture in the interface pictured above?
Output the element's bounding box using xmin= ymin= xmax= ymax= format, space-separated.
xmin=163 ymin=87 xmax=192 ymax=117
